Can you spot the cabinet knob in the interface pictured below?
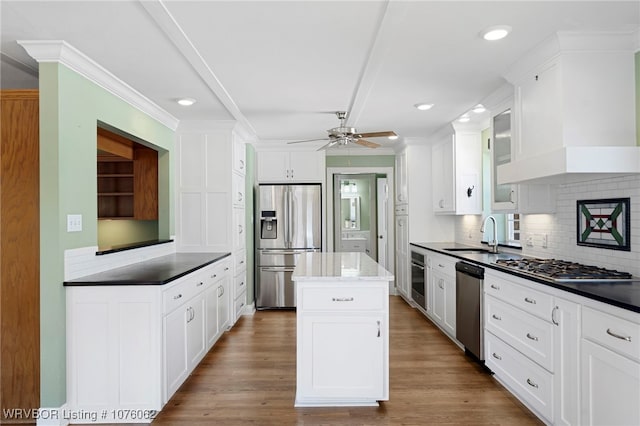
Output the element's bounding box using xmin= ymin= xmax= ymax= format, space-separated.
xmin=173 ymin=293 xmax=182 ymax=300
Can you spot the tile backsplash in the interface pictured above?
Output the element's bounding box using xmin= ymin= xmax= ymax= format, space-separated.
xmin=455 ymin=175 xmax=640 ymax=277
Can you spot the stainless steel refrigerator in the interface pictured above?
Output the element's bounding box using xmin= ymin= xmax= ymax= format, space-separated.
xmin=256 ymin=184 xmax=321 ymax=309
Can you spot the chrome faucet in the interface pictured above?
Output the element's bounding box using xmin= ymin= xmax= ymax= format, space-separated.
xmin=481 ymin=215 xmax=499 ymax=253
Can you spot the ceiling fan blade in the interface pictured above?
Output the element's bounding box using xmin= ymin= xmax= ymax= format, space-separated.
xmin=287 ymin=138 xmax=329 ymax=144
xmin=355 ymin=131 xmax=397 ymax=139
xmin=354 ymin=139 xmax=381 ymax=149
xmin=316 ymin=140 xmax=338 ymax=151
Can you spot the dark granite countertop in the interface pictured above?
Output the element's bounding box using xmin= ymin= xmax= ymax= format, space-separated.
xmin=64 ymin=252 xmax=231 ymax=286
xmin=410 ymin=242 xmax=640 ymax=314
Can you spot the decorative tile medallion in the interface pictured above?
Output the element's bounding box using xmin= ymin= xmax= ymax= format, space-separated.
xmin=577 ymin=198 xmax=630 ymax=251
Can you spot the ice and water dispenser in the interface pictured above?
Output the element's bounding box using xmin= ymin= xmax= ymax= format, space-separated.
xmin=260 ymin=210 xmax=277 ymax=239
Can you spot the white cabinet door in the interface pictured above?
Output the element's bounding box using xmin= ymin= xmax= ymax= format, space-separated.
xmin=164 ymin=306 xmax=188 ymax=398
xmin=431 ymin=137 xmax=454 ymax=213
xmin=289 ymin=151 xmax=324 ymax=182
xmin=395 ymin=149 xmax=408 ymax=204
xmin=217 ymin=276 xmax=230 ymax=332
xmin=233 ymin=207 xmax=246 ymax=250
xmin=581 ymin=339 xmax=640 ymax=426
xmin=443 ymin=273 xmax=456 ymax=337
xmin=205 ymin=284 xmax=219 ymax=348
xmin=186 ymin=295 xmax=206 ymax=369
xmin=299 ymin=314 xmax=384 ymax=399
xmin=232 ymin=135 xmax=246 ymax=175
xmin=552 ymin=297 xmax=580 ymax=426
xmin=257 ymin=151 xmax=290 ymax=181
xmin=394 ymin=215 xmax=409 ymax=297
xmin=490 ymin=102 xmax=519 ymax=212
xmin=431 ymin=270 xmax=445 ymax=325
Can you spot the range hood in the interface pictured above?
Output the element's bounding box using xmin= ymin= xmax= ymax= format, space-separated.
xmin=498 ymin=146 xmax=640 ymax=185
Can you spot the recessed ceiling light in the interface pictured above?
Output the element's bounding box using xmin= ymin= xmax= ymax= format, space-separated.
xmin=388 ymin=135 xmax=399 ymax=140
xmin=472 ymin=104 xmax=486 ymax=113
xmin=414 ymin=103 xmax=434 ymax=111
xmin=458 ymin=115 xmax=470 ymax=123
xmin=177 ymin=97 xmax=196 ymax=106
xmin=480 ymin=25 xmax=512 ymax=41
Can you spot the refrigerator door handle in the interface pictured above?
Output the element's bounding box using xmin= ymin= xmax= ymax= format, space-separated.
xmin=283 ymin=187 xmax=290 ymax=249
xmin=288 ymin=186 xmax=294 ymax=248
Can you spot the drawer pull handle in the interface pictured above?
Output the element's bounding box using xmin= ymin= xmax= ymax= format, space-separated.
xmin=196 ymin=281 xmax=203 ymax=287
xmin=438 ymin=279 xmax=444 ymax=289
xmin=526 ymin=378 xmax=539 ymax=389
xmin=377 ymin=320 xmax=381 ymax=338
xmin=211 ymin=274 xmax=217 ymax=279
xmin=551 ymin=306 xmax=559 ymax=325
xmin=239 ymin=281 xmax=245 ymax=287
xmin=438 ymin=263 xmax=445 ymax=268
xmin=492 ymin=314 xmax=502 ymax=321
xmin=492 ymin=352 xmax=502 ymax=360
xmin=239 ymin=260 xmax=245 ymax=265
xmin=173 ymin=294 xmax=182 ymax=300
xmin=490 ymin=284 xmax=500 ymax=290
xmin=526 ymin=333 xmax=539 ymax=341
xmin=606 ymin=328 xmax=632 ymax=342
xmin=224 ymin=267 xmax=230 ymax=271
xmin=332 ymin=297 xmax=354 ymax=302
xmin=524 ymin=297 xmax=536 ymax=304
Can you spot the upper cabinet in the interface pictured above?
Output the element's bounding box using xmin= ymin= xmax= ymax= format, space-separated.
xmin=256 ymin=150 xmax=325 ymax=183
xmin=395 ymin=149 xmax=408 ymax=205
xmin=499 ymin=31 xmax=639 ymax=184
xmin=431 ymin=125 xmax=482 ymax=215
xmin=489 ymin=97 xmax=555 ymax=214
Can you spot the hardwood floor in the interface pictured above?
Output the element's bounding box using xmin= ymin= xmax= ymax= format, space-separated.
xmin=153 ymin=296 xmax=542 ymax=425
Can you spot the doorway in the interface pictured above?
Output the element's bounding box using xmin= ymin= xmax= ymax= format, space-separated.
xmin=326 ymin=166 xmax=395 ymax=281
xmin=333 ymin=173 xmax=377 ymax=260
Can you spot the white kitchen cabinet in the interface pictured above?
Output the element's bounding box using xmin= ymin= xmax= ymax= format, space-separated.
xmin=256 ymin=150 xmax=325 ymax=182
xmin=295 ymin=277 xmax=389 ymax=407
xmin=394 ymin=215 xmax=409 ymax=300
xmin=431 ymin=126 xmax=482 ymax=215
xmin=175 ymin=122 xmax=249 ymax=318
xmin=204 ymin=261 xmax=231 ymax=348
xmin=426 ymin=252 xmax=456 ymax=338
xmin=580 ymin=305 xmax=640 ymax=426
xmin=395 ymin=148 xmax=408 ymax=205
xmin=552 ymin=297 xmax=580 ymax=426
xmin=65 ymin=257 xmax=231 ymax=423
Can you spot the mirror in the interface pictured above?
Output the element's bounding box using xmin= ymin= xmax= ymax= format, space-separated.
xmin=341 ymin=195 xmax=360 ymax=230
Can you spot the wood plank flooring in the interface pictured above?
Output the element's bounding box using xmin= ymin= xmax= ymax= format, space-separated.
xmin=153 ymin=296 xmax=542 ymax=425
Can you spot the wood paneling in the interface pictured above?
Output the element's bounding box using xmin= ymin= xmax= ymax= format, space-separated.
xmin=133 ymin=146 xmax=158 ymax=220
xmin=150 ymin=297 xmax=542 ymax=425
xmin=0 ymin=90 xmax=40 ymax=420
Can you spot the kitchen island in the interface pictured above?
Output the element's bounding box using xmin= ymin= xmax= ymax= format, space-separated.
xmin=292 ymin=252 xmax=393 ymax=407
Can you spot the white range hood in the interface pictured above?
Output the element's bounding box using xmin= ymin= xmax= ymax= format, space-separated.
xmin=498 ymin=146 xmax=640 ymax=185
xmin=497 ymin=30 xmax=640 ymax=185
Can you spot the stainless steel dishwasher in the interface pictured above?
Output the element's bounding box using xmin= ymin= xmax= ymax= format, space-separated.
xmin=455 ymin=261 xmax=485 ymax=361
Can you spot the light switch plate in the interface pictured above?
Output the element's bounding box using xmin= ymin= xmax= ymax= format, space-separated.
xmin=67 ymin=214 xmax=82 ymax=232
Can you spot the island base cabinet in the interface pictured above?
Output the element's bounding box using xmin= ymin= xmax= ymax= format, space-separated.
xmin=296 ymin=314 xmax=385 ymax=406
xmin=580 ymin=339 xmax=640 ymax=426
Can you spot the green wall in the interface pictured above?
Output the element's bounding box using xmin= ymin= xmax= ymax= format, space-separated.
xmin=39 ymin=63 xmax=174 ymax=406
xmin=325 ymin=155 xmax=395 ymax=168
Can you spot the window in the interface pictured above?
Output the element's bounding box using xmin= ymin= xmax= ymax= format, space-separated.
xmin=506 ymin=213 xmax=521 ymax=246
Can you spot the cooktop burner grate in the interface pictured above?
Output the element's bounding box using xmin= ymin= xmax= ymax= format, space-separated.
xmin=494 ymin=258 xmax=633 ymax=282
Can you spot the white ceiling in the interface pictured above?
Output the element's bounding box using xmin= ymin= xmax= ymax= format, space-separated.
xmin=1 ymin=1 xmax=639 ymax=150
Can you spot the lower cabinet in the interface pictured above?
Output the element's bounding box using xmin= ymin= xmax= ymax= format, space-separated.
xmin=395 ymin=214 xmax=409 ymax=299
xmin=426 ymin=253 xmax=456 ymax=338
xmin=580 ymin=305 xmax=640 ymax=426
xmin=66 ymin=257 xmax=232 ymax=423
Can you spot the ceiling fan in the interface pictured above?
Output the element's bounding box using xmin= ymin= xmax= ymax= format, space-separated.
xmin=287 ymin=111 xmax=397 ymax=150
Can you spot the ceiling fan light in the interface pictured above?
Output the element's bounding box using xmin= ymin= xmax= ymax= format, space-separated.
xmin=414 ymin=103 xmax=434 ymax=111
xmin=177 ymin=97 xmax=196 ymax=106
xmin=480 ymin=25 xmax=511 ymax=41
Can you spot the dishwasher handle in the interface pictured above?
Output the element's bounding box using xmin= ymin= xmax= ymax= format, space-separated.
xmin=455 ymin=261 xmax=484 ymax=279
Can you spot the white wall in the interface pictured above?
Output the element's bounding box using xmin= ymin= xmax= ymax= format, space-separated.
xmin=454 ymin=174 xmax=640 ymax=277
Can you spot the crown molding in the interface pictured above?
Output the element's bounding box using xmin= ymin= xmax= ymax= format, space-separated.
xmin=17 ymin=40 xmax=179 ymax=130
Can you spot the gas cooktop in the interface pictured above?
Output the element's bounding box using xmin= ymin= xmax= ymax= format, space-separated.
xmin=494 ymin=258 xmax=634 ymax=282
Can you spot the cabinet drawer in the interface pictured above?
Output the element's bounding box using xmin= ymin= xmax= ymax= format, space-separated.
xmin=582 ymin=306 xmax=640 ymax=361
xmin=299 ymin=286 xmax=386 ymax=311
xmin=234 ymin=271 xmax=247 ymax=296
xmin=234 ymin=249 xmax=246 ymax=274
xmin=485 ymin=331 xmax=553 ymax=422
xmin=485 ymin=272 xmax=552 ymax=320
xmin=485 ymin=296 xmax=553 ymax=371
xmin=428 ymin=253 xmax=456 ymax=277
xmin=234 ymin=292 xmax=246 ymax=320
xmin=163 ymin=275 xmax=205 ymax=314
xmin=205 ymin=260 xmax=231 ymax=285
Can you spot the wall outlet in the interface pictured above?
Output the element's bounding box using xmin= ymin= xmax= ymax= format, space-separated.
xmin=542 ymin=234 xmax=548 ymax=248
xmin=67 ymin=214 xmax=82 ymax=232
xmin=526 ymin=235 xmax=534 ymax=247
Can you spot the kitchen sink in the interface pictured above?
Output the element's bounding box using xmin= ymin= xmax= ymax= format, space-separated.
xmin=444 ymin=248 xmax=491 ymax=254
